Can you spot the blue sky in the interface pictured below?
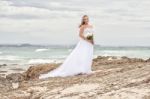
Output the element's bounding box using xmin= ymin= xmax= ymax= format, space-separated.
xmin=0 ymin=0 xmax=150 ymax=46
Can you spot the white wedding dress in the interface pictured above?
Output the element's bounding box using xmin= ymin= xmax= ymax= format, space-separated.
xmin=39 ymin=27 xmax=94 ymax=79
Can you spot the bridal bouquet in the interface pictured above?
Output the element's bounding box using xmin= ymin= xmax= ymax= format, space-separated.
xmin=85 ymin=32 xmax=93 ymax=40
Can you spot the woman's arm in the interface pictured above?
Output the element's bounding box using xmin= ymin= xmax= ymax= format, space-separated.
xmin=90 ymin=25 xmax=94 ymax=45
xmin=91 ymin=36 xmax=94 ymax=45
xmin=79 ymin=26 xmax=86 ymax=40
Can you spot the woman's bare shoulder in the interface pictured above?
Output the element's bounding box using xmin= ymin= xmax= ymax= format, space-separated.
xmin=89 ymin=24 xmax=93 ymax=28
xmin=79 ymin=25 xmax=86 ymax=30
xmin=80 ymin=25 xmax=93 ymax=30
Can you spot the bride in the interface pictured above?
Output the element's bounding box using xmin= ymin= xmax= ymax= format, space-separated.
xmin=39 ymin=15 xmax=94 ymax=79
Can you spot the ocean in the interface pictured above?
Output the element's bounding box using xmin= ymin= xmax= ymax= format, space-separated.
xmin=0 ymin=44 xmax=150 ymax=75
xmin=0 ymin=45 xmax=150 ymax=65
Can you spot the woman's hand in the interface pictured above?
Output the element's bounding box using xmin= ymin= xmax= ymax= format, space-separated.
xmin=86 ymin=39 xmax=94 ymax=45
xmin=91 ymin=39 xmax=94 ymax=45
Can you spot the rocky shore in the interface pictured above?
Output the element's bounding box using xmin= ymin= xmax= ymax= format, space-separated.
xmin=0 ymin=56 xmax=150 ymax=99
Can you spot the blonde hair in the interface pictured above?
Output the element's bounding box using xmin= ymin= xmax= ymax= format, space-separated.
xmin=79 ymin=15 xmax=89 ymax=28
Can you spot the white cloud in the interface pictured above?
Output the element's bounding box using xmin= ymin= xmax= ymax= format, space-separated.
xmin=0 ymin=0 xmax=84 ymax=19
xmin=0 ymin=0 xmax=150 ymax=45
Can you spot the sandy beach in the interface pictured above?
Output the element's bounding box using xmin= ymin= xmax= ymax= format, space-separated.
xmin=0 ymin=56 xmax=150 ymax=99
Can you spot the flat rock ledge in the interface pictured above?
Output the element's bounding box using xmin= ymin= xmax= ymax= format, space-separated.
xmin=0 ymin=56 xmax=150 ymax=99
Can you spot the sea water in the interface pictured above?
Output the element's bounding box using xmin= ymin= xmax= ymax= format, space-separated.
xmin=0 ymin=46 xmax=150 ymax=64
xmin=0 ymin=45 xmax=150 ymax=67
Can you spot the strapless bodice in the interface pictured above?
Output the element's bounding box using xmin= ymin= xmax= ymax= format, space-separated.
xmin=83 ymin=28 xmax=94 ymax=35
xmin=83 ymin=28 xmax=94 ymax=37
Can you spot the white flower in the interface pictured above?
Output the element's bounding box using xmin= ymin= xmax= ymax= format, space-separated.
xmin=85 ymin=32 xmax=93 ymax=37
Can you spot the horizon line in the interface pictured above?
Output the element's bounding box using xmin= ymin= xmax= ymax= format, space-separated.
xmin=0 ymin=43 xmax=150 ymax=47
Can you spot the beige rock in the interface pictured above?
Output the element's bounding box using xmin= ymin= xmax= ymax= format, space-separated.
xmin=0 ymin=56 xmax=150 ymax=99
xmin=6 ymin=73 xmax=24 ymax=82
xmin=61 ymin=83 xmax=99 ymax=94
xmin=23 ymin=63 xmax=59 ymax=80
xmin=0 ymin=76 xmax=12 ymax=93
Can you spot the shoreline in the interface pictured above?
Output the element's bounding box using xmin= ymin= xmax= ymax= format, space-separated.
xmin=0 ymin=55 xmax=149 ymax=77
xmin=0 ymin=56 xmax=150 ymax=98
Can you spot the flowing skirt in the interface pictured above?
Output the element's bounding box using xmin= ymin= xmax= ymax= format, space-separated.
xmin=39 ymin=38 xmax=93 ymax=79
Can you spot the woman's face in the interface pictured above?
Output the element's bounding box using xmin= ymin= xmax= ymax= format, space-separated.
xmin=83 ymin=16 xmax=89 ymax=24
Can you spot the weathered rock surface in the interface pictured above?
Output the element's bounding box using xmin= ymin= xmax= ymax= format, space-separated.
xmin=23 ymin=63 xmax=59 ymax=80
xmin=146 ymin=58 xmax=150 ymax=62
xmin=0 ymin=56 xmax=150 ymax=99
xmin=93 ymin=56 xmax=145 ymax=66
xmin=0 ymin=64 xmax=7 ymax=67
xmin=6 ymin=73 xmax=24 ymax=82
xmin=0 ymin=76 xmax=12 ymax=93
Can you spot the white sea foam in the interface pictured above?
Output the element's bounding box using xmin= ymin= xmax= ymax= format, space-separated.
xmin=35 ymin=49 xmax=49 ymax=52
xmin=0 ymin=55 xmax=22 ymax=61
xmin=101 ymin=50 xmax=127 ymax=57
xmin=49 ymin=55 xmax=67 ymax=59
xmin=68 ymin=49 xmax=73 ymax=52
xmin=28 ymin=59 xmax=63 ymax=64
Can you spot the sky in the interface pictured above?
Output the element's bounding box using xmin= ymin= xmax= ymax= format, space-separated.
xmin=0 ymin=0 xmax=150 ymax=46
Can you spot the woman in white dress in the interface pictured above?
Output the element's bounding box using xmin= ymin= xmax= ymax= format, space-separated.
xmin=39 ymin=15 xmax=94 ymax=79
